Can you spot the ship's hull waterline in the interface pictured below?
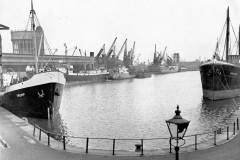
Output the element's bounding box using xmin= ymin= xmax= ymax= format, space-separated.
xmin=1 ymin=71 xmax=65 ymax=118
xmin=200 ymin=61 xmax=240 ymax=100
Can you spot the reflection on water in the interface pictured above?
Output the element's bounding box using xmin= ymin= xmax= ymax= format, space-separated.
xmin=199 ymin=98 xmax=240 ymax=131
xmin=29 ymin=71 xmax=240 ymax=151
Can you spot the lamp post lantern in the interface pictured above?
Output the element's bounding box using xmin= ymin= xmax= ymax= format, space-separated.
xmin=166 ymin=105 xmax=190 ymax=160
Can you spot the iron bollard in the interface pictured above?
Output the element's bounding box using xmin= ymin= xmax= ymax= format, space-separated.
xmin=39 ymin=128 xmax=41 ymax=141
xmin=141 ymin=139 xmax=144 ymax=156
xmin=112 ymin=139 xmax=115 ymax=155
xmin=86 ymin=138 xmax=89 ymax=153
xmin=169 ymin=138 xmax=172 ymax=153
xmin=47 ymin=133 xmax=50 ymax=146
xmin=195 ymin=135 xmax=197 ymax=150
xmin=233 ymin=122 xmax=235 ymax=135
xmin=63 ymin=136 xmax=66 ymax=150
xmin=237 ymin=118 xmax=239 ymax=130
xmin=33 ymin=124 xmax=35 ymax=137
xmin=227 ymin=126 xmax=229 ymax=140
xmin=214 ymin=131 xmax=216 ymax=145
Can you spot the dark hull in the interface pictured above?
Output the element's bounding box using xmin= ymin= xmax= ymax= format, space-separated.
xmin=200 ymin=61 xmax=240 ymax=100
xmin=108 ymin=73 xmax=136 ymax=80
xmin=65 ymin=74 xmax=108 ymax=83
xmin=135 ymin=72 xmax=151 ymax=78
xmin=1 ymin=83 xmax=64 ymax=118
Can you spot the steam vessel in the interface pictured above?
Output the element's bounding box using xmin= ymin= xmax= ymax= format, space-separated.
xmin=200 ymin=7 xmax=240 ymax=100
xmin=1 ymin=1 xmax=66 ymax=118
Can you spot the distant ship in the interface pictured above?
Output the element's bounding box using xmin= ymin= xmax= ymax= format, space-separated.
xmin=130 ymin=64 xmax=152 ymax=78
xmin=63 ymin=65 xmax=109 ymax=85
xmin=148 ymin=45 xmax=180 ymax=74
xmin=108 ymin=66 xmax=135 ymax=80
xmin=1 ymin=1 xmax=65 ymax=119
xmin=200 ymin=7 xmax=240 ymax=100
xmin=135 ymin=71 xmax=151 ymax=78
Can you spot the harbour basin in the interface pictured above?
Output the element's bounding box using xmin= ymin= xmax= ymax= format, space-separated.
xmin=29 ymin=71 xmax=240 ymax=152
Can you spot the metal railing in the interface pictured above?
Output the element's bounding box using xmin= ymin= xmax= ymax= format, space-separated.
xmin=31 ymin=117 xmax=240 ymax=156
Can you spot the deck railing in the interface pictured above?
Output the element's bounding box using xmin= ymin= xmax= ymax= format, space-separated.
xmin=31 ymin=117 xmax=239 ymax=156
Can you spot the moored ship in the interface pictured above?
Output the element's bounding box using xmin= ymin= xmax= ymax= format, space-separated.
xmin=2 ymin=72 xmax=65 ymax=118
xmin=148 ymin=45 xmax=180 ymax=74
xmin=200 ymin=7 xmax=240 ymax=100
xmin=1 ymin=1 xmax=66 ymax=118
xmin=108 ymin=66 xmax=135 ymax=80
xmin=64 ymin=67 xmax=109 ymax=85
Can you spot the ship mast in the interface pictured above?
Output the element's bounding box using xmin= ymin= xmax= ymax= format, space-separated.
xmin=238 ymin=25 xmax=240 ymax=55
xmin=30 ymin=0 xmax=35 ymax=31
xmin=154 ymin=44 xmax=157 ymax=64
xmin=226 ymin=7 xmax=230 ymax=62
xmin=30 ymin=0 xmax=38 ymax=73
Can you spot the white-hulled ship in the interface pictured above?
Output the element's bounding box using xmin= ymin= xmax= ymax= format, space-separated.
xmin=1 ymin=1 xmax=66 ymax=119
xmin=200 ymin=7 xmax=240 ymax=100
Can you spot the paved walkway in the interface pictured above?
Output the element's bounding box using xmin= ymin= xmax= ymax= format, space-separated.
xmin=0 ymin=107 xmax=239 ymax=160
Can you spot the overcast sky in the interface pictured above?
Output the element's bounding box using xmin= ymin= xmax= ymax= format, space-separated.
xmin=1 ymin=0 xmax=240 ymax=61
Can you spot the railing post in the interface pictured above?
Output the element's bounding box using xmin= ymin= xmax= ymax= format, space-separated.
xmin=33 ymin=124 xmax=35 ymax=137
xmin=214 ymin=131 xmax=216 ymax=145
xmin=39 ymin=128 xmax=41 ymax=141
xmin=195 ymin=135 xmax=197 ymax=150
xmin=169 ymin=138 xmax=172 ymax=153
xmin=86 ymin=137 xmax=89 ymax=153
xmin=227 ymin=126 xmax=229 ymax=140
xmin=47 ymin=133 xmax=50 ymax=146
xmin=141 ymin=139 xmax=144 ymax=156
xmin=233 ymin=122 xmax=235 ymax=135
xmin=237 ymin=118 xmax=239 ymax=130
xmin=112 ymin=139 xmax=115 ymax=155
xmin=63 ymin=136 xmax=66 ymax=150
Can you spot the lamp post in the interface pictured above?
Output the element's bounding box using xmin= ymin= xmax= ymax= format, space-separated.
xmin=166 ymin=105 xmax=190 ymax=160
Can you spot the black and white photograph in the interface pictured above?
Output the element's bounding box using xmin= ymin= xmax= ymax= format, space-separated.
xmin=0 ymin=0 xmax=240 ymax=159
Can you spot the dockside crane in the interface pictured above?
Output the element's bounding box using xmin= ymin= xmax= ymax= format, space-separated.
xmin=96 ymin=44 xmax=105 ymax=58
xmin=127 ymin=41 xmax=135 ymax=65
xmin=131 ymin=41 xmax=135 ymax=63
xmin=107 ymin=37 xmax=117 ymax=57
xmin=78 ymin=49 xmax=82 ymax=56
xmin=113 ymin=45 xmax=116 ymax=57
xmin=72 ymin=46 xmax=77 ymax=56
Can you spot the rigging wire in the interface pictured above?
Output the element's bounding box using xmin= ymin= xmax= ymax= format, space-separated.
xmin=218 ymin=20 xmax=227 ymax=60
xmin=230 ymin=21 xmax=238 ymax=42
